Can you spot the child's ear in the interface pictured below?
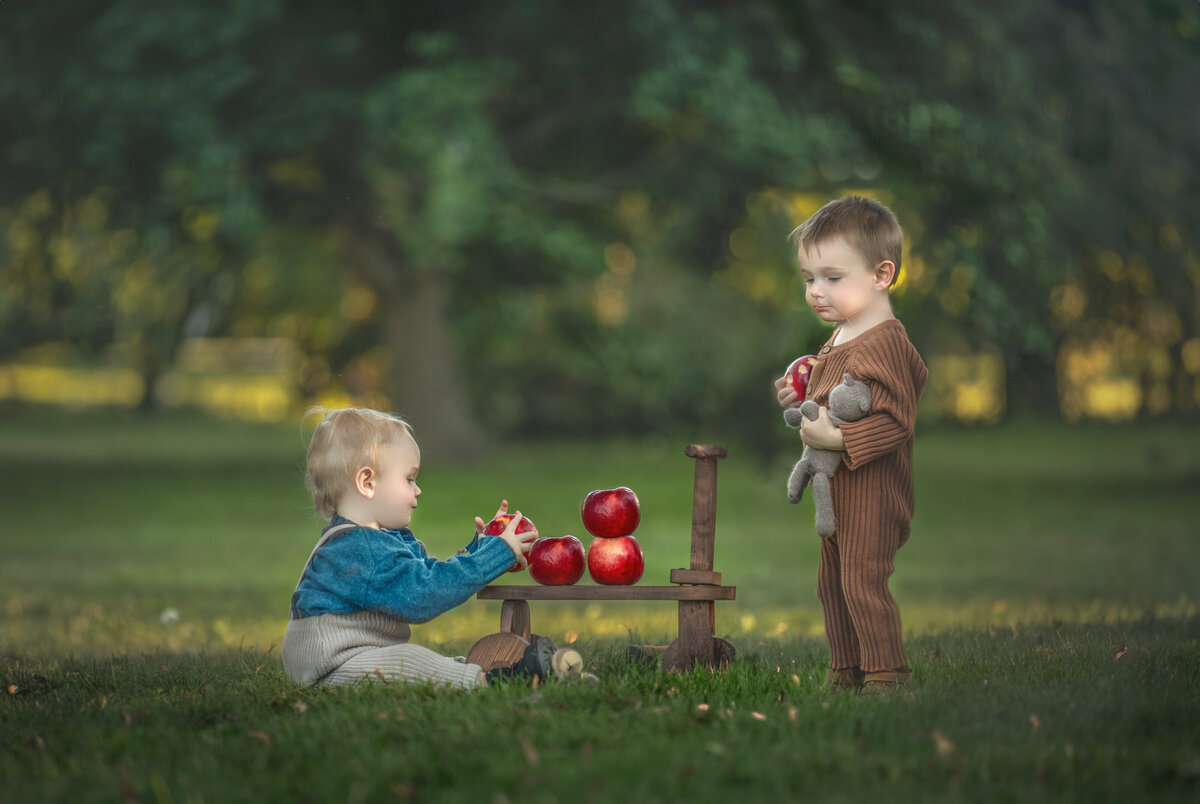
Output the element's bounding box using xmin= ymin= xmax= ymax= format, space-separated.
xmin=874 ymin=260 xmax=896 ymax=289
xmin=354 ymin=466 xmax=377 ymax=499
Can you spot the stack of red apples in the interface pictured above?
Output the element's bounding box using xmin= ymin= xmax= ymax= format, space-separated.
xmin=482 ymin=487 xmax=643 ymax=586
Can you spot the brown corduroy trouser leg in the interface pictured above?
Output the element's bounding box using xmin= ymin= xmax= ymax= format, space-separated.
xmin=817 ymin=525 xmax=907 ymax=673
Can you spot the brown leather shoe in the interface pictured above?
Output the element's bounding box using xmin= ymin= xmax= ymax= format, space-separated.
xmin=861 ymin=665 xmax=911 ymax=694
xmin=826 ymin=666 xmax=865 ymax=692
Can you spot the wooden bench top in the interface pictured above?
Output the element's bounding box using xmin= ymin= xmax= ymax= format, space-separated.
xmin=477 ymin=584 xmax=736 ymax=601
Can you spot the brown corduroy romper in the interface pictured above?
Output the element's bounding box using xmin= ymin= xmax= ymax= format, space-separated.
xmin=802 ymin=319 xmax=928 ymax=673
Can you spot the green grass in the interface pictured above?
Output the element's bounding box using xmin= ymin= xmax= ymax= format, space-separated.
xmin=2 ymin=410 xmax=1199 ymax=801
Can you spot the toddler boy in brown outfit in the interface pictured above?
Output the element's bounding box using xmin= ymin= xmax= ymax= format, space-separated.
xmin=774 ymin=196 xmax=928 ymax=693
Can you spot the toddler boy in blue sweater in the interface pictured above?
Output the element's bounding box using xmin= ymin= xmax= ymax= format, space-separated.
xmin=282 ymin=407 xmax=580 ymax=689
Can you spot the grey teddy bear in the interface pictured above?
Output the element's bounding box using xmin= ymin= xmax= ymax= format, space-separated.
xmin=783 ymin=373 xmax=872 ymax=538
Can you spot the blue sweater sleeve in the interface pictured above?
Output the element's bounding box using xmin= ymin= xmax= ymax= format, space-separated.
xmin=292 ymin=525 xmax=517 ymax=622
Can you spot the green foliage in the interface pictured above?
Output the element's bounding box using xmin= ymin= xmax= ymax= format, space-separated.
xmin=2 ymin=0 xmax=1198 ymax=434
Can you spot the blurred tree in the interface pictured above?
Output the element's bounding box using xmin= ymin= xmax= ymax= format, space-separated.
xmin=2 ymin=0 xmax=1197 ymax=452
xmin=769 ymin=0 xmax=1199 ymax=417
xmin=0 ymin=1 xmax=270 ymax=409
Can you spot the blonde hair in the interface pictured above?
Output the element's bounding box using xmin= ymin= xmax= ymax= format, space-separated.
xmin=304 ymin=407 xmax=414 ymax=519
xmin=790 ymin=195 xmax=904 ymax=286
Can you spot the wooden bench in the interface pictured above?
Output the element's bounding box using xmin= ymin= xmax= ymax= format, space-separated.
xmin=470 ymin=444 xmax=736 ymax=672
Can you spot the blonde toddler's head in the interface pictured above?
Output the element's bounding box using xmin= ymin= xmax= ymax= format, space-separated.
xmin=305 ymin=408 xmax=413 ymax=519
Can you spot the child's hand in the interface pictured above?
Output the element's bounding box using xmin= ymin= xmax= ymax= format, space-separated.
xmin=800 ymin=406 xmax=845 ymax=451
xmin=775 ymin=375 xmax=801 ymax=408
xmin=474 ymin=499 xmax=510 ymax=534
xmin=496 ymin=511 xmax=538 ymax=569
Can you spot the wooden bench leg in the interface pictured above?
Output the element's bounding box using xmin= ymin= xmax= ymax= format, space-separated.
xmin=500 ymin=599 xmax=531 ymax=642
xmin=664 ymin=600 xmax=715 ymax=672
xmin=465 ymin=600 xmax=532 ymax=673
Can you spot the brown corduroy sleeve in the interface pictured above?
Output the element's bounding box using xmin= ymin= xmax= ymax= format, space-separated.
xmin=837 ymin=330 xmax=927 ymax=472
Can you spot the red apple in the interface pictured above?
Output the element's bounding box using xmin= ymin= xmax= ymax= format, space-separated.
xmin=528 ymin=535 xmax=586 ymax=586
xmin=586 ymin=535 xmax=644 ymax=585
xmin=581 ymin=487 xmax=641 ymax=539
xmin=482 ymin=513 xmax=537 ymax=573
xmin=786 ymin=355 xmax=817 ymax=400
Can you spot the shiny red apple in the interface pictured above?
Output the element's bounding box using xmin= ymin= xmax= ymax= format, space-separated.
xmin=586 ymin=535 xmax=644 ymax=585
xmin=786 ymin=355 xmax=817 ymax=400
xmin=482 ymin=513 xmax=537 ymax=573
xmin=581 ymin=487 xmax=641 ymax=539
xmin=528 ymin=535 xmax=586 ymax=586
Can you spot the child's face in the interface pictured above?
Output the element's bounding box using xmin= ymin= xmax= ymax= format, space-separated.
xmin=798 ymin=236 xmax=889 ymax=325
xmin=371 ymin=433 xmax=422 ymax=530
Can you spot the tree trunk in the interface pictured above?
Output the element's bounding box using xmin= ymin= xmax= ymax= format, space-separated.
xmin=1004 ymin=348 xmax=1061 ymax=418
xmin=343 ymin=229 xmax=487 ymax=462
xmin=380 ymin=268 xmax=488 ymax=463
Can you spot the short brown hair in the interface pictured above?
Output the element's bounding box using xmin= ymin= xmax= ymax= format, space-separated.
xmin=790 ymin=195 xmax=903 ymax=286
xmin=304 ymin=407 xmax=413 ymax=519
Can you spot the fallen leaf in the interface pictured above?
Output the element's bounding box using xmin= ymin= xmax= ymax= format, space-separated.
xmin=696 ymin=703 xmax=710 ymax=713
xmin=750 ymin=711 xmax=767 ymax=721
xmin=248 ymin=730 xmax=273 ymax=746
xmin=293 ymin=701 xmax=308 ymax=713
xmin=564 ymin=630 xmax=578 ymax=644
xmin=1114 ymin=647 xmax=1127 ymax=661
xmin=520 ymin=738 xmax=540 ymax=769
xmin=788 ymin=705 xmax=799 ymax=722
xmin=373 ymin=667 xmax=392 ymax=685
xmin=7 ymin=685 xmax=18 ymax=694
xmin=930 ymin=729 xmax=957 ymax=760
xmin=1029 ymin=714 xmax=1041 ymax=730
xmin=159 ymin=665 xmax=170 ymax=673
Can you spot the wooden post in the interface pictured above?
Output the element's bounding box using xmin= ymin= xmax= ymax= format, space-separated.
xmin=671 ymin=444 xmax=727 ymax=670
xmin=685 ymin=444 xmax=725 ymax=573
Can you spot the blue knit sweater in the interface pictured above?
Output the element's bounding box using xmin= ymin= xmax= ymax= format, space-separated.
xmin=289 ymin=516 xmax=517 ymax=624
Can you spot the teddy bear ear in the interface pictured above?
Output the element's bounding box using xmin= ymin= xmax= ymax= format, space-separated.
xmin=843 ymin=373 xmax=854 ymax=384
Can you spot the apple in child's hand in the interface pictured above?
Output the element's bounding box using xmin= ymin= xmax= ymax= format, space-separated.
xmin=528 ymin=535 xmax=586 ymax=586
xmin=587 ymin=535 xmax=644 ymax=585
xmin=581 ymin=487 xmax=641 ymax=539
xmin=482 ymin=514 xmax=537 ymax=573
xmin=786 ymin=355 xmax=817 ymax=400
